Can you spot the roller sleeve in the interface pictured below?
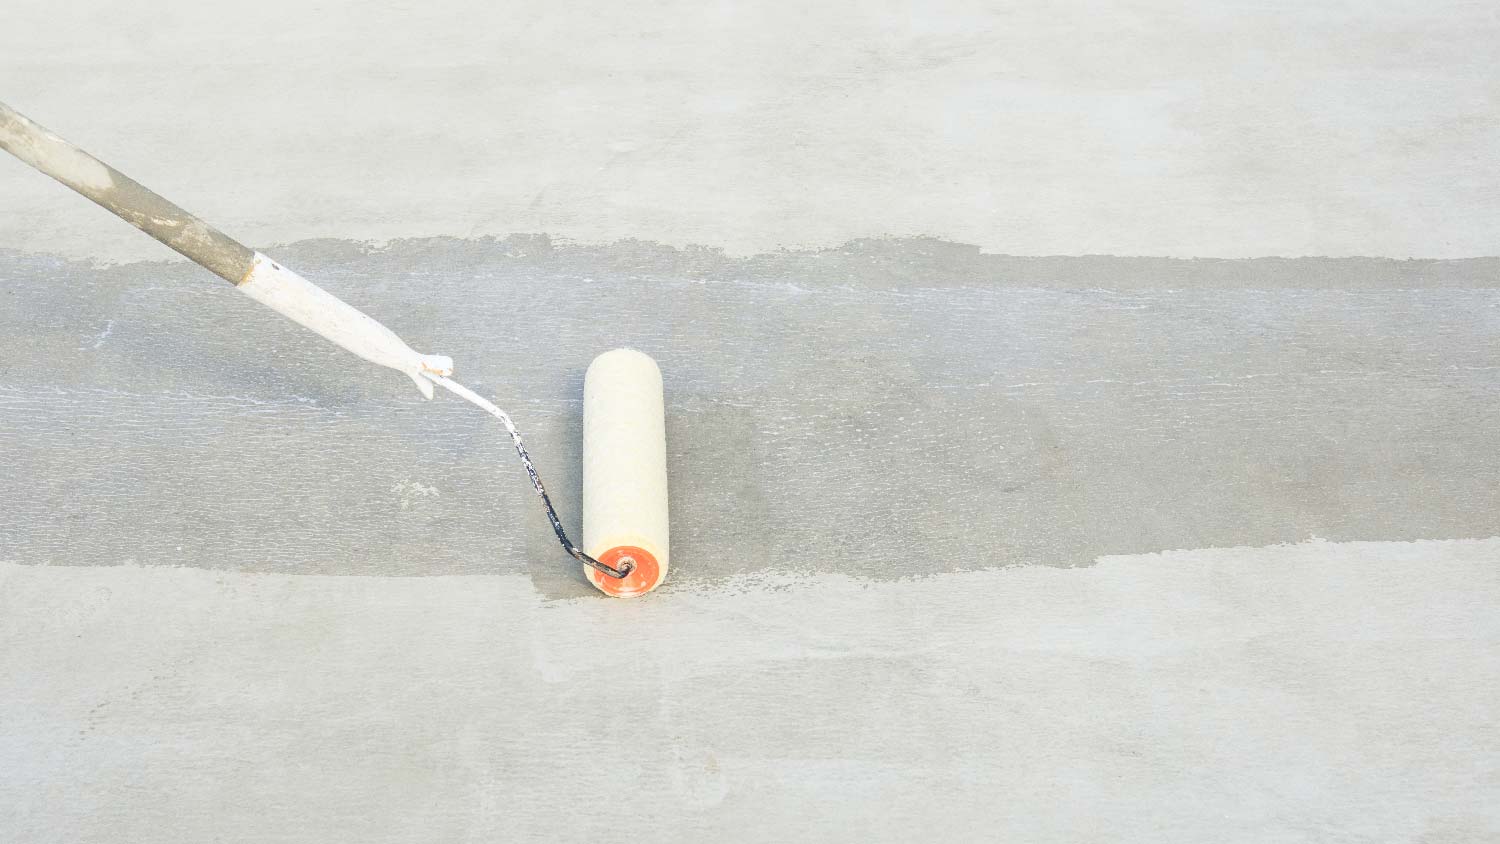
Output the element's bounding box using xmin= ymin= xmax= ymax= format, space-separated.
xmin=582 ymin=349 xmax=670 ymax=596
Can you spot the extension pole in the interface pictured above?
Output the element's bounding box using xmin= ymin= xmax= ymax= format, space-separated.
xmin=0 ymin=99 xmax=451 ymax=396
xmin=0 ymin=99 xmax=634 ymax=582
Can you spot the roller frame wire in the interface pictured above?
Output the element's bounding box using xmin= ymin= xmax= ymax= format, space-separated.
xmin=423 ymin=373 xmax=635 ymax=580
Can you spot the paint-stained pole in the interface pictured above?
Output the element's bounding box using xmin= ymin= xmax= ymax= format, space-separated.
xmin=0 ymin=100 xmax=255 ymax=284
xmin=0 ymin=98 xmax=453 ymax=397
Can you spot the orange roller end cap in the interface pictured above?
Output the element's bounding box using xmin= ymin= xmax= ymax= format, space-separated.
xmin=587 ymin=545 xmax=662 ymax=597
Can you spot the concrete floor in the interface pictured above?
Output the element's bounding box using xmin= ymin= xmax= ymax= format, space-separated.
xmin=4 ymin=540 xmax=1498 ymax=841
xmin=2 ymin=241 xmax=1497 ymax=842
xmin=2 ymin=242 xmax=1498 ymax=597
xmin=2 ymin=1 xmax=1499 ymax=841
xmin=2 ymin=1 xmax=1497 ymax=260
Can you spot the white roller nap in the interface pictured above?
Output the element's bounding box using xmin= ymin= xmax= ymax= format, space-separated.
xmin=582 ymin=348 xmax=670 ymax=596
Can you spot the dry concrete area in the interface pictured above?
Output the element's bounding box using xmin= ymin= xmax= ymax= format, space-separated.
xmin=2 ymin=0 xmax=1499 ymax=840
xmin=2 ymin=242 xmax=1499 ymax=598
xmin=3 ymin=540 xmax=1497 ymax=841
xmin=2 ymin=0 xmax=1497 ymax=260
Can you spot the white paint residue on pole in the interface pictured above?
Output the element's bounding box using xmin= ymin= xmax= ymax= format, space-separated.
xmin=237 ymin=252 xmax=452 ymax=398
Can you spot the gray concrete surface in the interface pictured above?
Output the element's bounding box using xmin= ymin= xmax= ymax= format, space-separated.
xmin=3 ymin=540 xmax=1498 ymax=841
xmin=2 ymin=242 xmax=1498 ymax=843
xmin=2 ymin=0 xmax=1497 ymax=260
xmin=3 ymin=1 xmax=1500 ymax=839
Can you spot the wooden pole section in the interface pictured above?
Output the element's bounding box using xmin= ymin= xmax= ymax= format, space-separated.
xmin=0 ymin=100 xmax=255 ymax=284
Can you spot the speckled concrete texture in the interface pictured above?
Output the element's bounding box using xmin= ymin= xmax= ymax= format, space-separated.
xmin=3 ymin=540 xmax=1497 ymax=842
xmin=2 ymin=241 xmax=1497 ymax=599
xmin=2 ymin=0 xmax=1496 ymax=260
xmin=2 ymin=1 xmax=1498 ymax=839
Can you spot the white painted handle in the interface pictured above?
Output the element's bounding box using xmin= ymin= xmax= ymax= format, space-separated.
xmin=239 ymin=252 xmax=452 ymax=398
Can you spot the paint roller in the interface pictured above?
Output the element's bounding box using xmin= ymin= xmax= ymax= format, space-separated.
xmin=582 ymin=349 xmax=669 ymax=597
xmin=0 ymin=100 xmax=669 ymax=597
